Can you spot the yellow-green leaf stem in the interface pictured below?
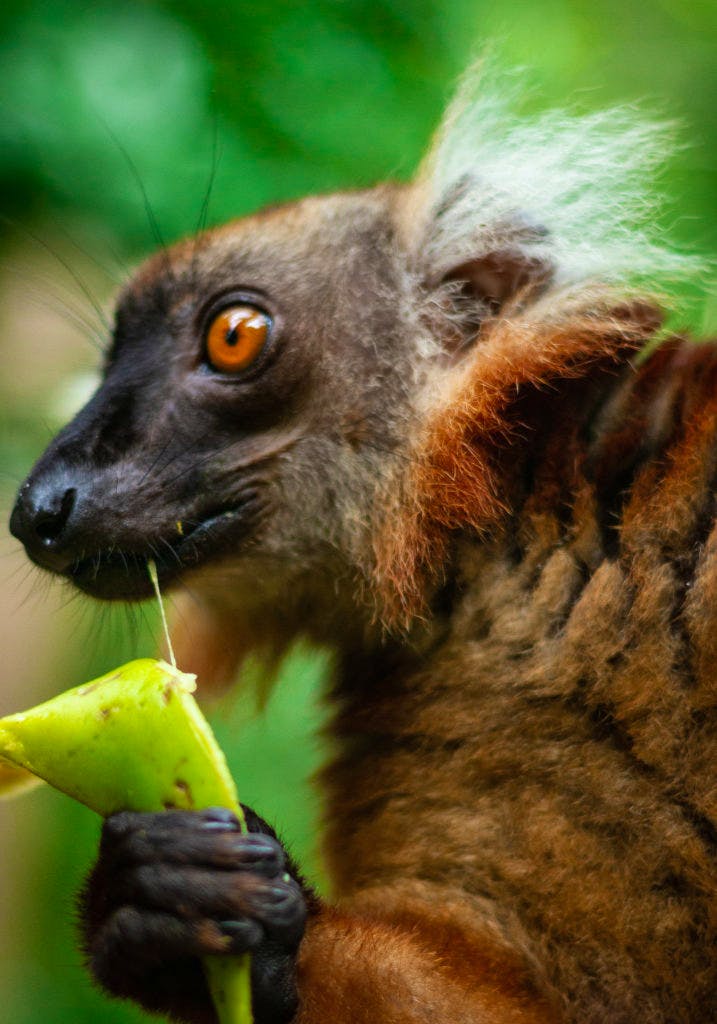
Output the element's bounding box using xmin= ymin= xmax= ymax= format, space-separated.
xmin=148 ymin=558 xmax=177 ymax=669
xmin=0 ymin=658 xmax=252 ymax=1024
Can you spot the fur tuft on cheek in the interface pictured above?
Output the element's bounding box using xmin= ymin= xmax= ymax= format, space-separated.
xmin=372 ymin=297 xmax=662 ymax=631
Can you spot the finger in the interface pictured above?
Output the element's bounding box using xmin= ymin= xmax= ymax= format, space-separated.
xmin=91 ymin=906 xmax=263 ymax=977
xmin=102 ymin=807 xmax=241 ymax=846
xmin=121 ymin=865 xmax=306 ymax=942
xmin=116 ymin=829 xmax=285 ymax=876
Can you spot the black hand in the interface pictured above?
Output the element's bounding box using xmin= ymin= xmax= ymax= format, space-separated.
xmin=79 ymin=806 xmax=312 ymax=1024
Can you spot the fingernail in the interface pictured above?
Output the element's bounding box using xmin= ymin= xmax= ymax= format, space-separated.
xmin=201 ymin=807 xmax=238 ymax=830
xmin=220 ymin=919 xmax=247 ymax=932
xmin=269 ymin=884 xmax=290 ymax=900
xmin=234 ymin=838 xmax=279 ymax=859
xmin=201 ymin=820 xmax=237 ymax=832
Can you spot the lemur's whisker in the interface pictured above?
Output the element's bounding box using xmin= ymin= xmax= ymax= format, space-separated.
xmin=0 ymin=215 xmax=111 ymax=334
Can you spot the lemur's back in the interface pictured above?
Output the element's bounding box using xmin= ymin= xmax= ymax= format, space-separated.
xmin=324 ymin=338 xmax=717 ymax=1023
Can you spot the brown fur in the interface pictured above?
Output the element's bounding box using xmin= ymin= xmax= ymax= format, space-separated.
xmin=139 ymin=226 xmax=717 ymax=1022
xmin=373 ymin=297 xmax=662 ymax=628
xmin=13 ymin=98 xmax=717 ymax=1020
xmin=317 ymin=331 xmax=717 ymax=1023
xmin=174 ymin=303 xmax=717 ymax=1023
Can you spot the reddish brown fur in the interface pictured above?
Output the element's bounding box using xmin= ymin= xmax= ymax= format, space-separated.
xmin=155 ymin=249 xmax=716 ymax=1020
xmin=297 ymin=904 xmax=557 ymax=1023
xmin=126 ymin=221 xmax=717 ymax=1022
xmin=310 ymin=326 xmax=717 ymax=1023
xmin=373 ymin=297 xmax=662 ymax=628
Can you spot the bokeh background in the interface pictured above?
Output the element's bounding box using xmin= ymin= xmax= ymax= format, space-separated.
xmin=0 ymin=1 xmax=715 ymax=1021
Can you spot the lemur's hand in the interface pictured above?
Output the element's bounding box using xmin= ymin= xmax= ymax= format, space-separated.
xmin=80 ymin=807 xmax=310 ymax=1024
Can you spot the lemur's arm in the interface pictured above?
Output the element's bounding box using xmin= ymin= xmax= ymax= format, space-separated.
xmin=81 ymin=807 xmax=556 ymax=1024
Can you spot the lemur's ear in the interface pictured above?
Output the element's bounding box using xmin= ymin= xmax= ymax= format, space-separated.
xmin=376 ymin=66 xmax=689 ymax=629
xmin=438 ymin=224 xmax=552 ymax=311
xmin=402 ymin=62 xmax=696 ymax=335
xmin=403 ymin=77 xmax=557 ymax=328
xmin=406 ymin=165 xmax=554 ymax=326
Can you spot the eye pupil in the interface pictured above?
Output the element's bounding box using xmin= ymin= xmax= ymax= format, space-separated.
xmin=205 ymin=304 xmax=271 ymax=373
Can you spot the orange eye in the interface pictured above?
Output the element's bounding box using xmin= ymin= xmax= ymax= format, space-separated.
xmin=205 ymin=305 xmax=271 ymax=373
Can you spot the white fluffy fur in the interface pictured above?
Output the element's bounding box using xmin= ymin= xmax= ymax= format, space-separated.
xmin=411 ymin=65 xmax=704 ymax=296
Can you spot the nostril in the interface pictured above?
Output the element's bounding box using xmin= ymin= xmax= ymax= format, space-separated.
xmin=10 ymin=478 xmax=82 ymax=573
xmin=33 ymin=487 xmax=77 ymax=544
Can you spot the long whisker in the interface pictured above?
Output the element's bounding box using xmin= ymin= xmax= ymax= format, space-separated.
xmin=191 ymin=111 xmax=222 ymax=290
xmin=103 ymin=239 xmax=136 ymax=285
xmin=160 ymin=436 xmax=247 ymax=488
xmin=47 ymin=218 xmax=124 ymax=288
xmin=0 ymin=215 xmax=111 ymax=334
xmin=96 ymin=116 xmax=175 ymax=288
xmin=136 ymin=438 xmax=177 ymax=488
xmin=0 ymin=265 xmax=107 ymax=352
xmin=197 ymin=110 xmax=221 ymax=237
xmin=158 ymin=535 xmax=183 ymax=567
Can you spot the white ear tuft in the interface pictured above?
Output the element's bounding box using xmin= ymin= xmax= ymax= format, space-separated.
xmin=408 ymin=63 xmax=705 ymax=302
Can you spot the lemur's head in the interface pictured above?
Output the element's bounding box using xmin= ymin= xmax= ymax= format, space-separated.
xmin=9 ymin=71 xmax=676 ymax=674
xmin=11 ymin=189 xmax=417 ymax=604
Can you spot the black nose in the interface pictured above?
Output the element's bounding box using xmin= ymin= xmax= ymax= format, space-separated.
xmin=10 ymin=474 xmax=79 ymax=572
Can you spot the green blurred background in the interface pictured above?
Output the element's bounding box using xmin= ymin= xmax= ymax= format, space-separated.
xmin=0 ymin=1 xmax=715 ymax=1021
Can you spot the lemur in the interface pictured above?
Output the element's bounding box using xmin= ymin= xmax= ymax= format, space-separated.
xmin=9 ymin=70 xmax=717 ymax=1023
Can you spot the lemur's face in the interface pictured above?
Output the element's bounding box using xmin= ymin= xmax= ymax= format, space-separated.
xmin=10 ymin=188 xmax=414 ymax=602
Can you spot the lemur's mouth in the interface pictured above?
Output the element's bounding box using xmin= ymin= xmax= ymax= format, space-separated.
xmin=67 ymin=503 xmax=260 ymax=601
